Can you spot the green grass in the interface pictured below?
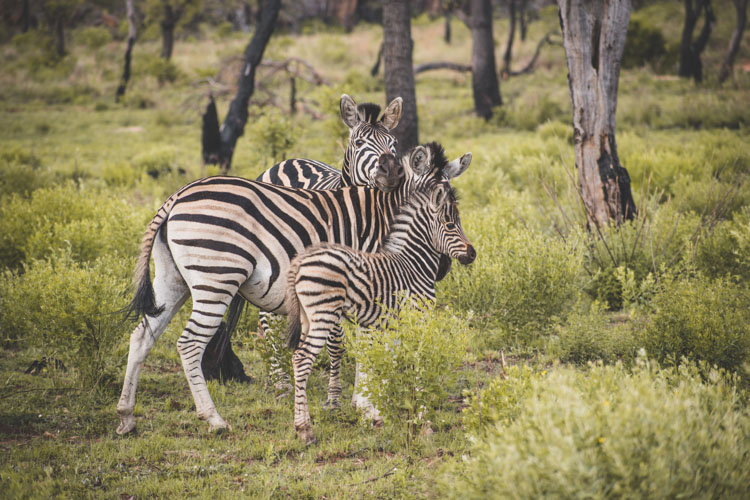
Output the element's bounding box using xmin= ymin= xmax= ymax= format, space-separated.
xmin=1 ymin=1 xmax=750 ymax=497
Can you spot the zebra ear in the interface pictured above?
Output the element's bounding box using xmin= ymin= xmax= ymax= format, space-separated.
xmin=340 ymin=94 xmax=359 ymax=129
xmin=444 ymin=152 xmax=472 ymax=179
xmin=409 ymin=146 xmax=430 ymax=176
xmin=430 ymin=184 xmax=449 ymax=209
xmin=380 ymin=97 xmax=402 ymax=130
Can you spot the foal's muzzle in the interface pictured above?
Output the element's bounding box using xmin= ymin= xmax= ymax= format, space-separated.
xmin=457 ymin=245 xmax=476 ymax=265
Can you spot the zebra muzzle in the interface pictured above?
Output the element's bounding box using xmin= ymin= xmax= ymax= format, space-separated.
xmin=373 ymin=153 xmax=402 ymax=192
xmin=457 ymin=245 xmax=476 ymax=265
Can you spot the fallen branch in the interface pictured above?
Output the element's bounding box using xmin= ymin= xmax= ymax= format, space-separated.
xmin=510 ymin=31 xmax=561 ymax=77
xmin=414 ymin=61 xmax=471 ymax=74
xmin=347 ymin=466 xmax=397 ymax=486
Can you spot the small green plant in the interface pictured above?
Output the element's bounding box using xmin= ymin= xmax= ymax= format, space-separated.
xmin=247 ymin=109 xmax=297 ymax=161
xmin=0 ymin=250 xmax=132 ymax=389
xmin=139 ymin=54 xmax=180 ymax=85
xmin=347 ymin=300 xmax=469 ymax=446
xmin=622 ymin=18 xmax=667 ymax=69
xmin=638 ymin=274 xmax=750 ymax=373
xmin=462 ymin=364 xmax=542 ymax=436
xmin=442 ymin=360 xmax=750 ymax=499
xmin=74 ymin=26 xmax=112 ymax=49
xmin=552 ymin=301 xmax=639 ymax=365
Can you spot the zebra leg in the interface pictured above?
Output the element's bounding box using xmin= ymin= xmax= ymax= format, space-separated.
xmin=292 ymin=307 xmax=343 ymax=444
xmin=258 ymin=311 xmax=293 ymax=397
xmin=176 ymin=292 xmax=238 ymax=432
xmin=117 ymin=239 xmax=189 ymax=435
xmin=352 ymin=361 xmax=383 ymax=426
xmin=323 ymin=323 xmax=345 ymax=410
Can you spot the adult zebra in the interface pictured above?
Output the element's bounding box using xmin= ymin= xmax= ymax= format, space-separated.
xmin=286 ymin=173 xmax=476 ymax=443
xmin=116 ymin=142 xmax=471 ymax=434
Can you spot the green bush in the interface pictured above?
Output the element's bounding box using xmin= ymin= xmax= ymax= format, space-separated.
xmin=622 ymin=19 xmax=667 ymax=69
xmin=0 ymin=183 xmax=145 ymax=270
xmin=347 ymin=300 xmax=469 ymax=445
xmin=0 ymin=147 xmax=52 ymax=196
xmin=442 ymin=361 xmax=750 ymax=499
xmin=441 ymin=212 xmax=583 ymax=345
xmin=696 ymin=205 xmax=750 ymax=281
xmin=74 ymin=26 xmax=112 ymax=49
xmin=0 ymin=251 xmax=132 ymax=388
xmin=553 ymin=301 xmax=639 ymax=365
xmin=247 ymin=109 xmax=297 ymax=161
xmin=132 ymin=145 xmax=180 ymax=179
xmin=138 ymin=54 xmax=180 ymax=85
xmin=638 ymin=275 xmax=750 ymax=373
xmin=462 ymin=364 xmax=542 ymax=436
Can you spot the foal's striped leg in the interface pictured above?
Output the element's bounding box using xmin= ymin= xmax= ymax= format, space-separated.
xmin=324 ymin=324 xmax=345 ymax=409
xmin=258 ymin=311 xmax=293 ymax=396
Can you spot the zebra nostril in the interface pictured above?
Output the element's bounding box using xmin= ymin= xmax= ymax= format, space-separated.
xmin=458 ymin=245 xmax=476 ymax=265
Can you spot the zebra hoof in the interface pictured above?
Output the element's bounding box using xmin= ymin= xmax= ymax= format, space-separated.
xmin=116 ymin=415 xmax=137 ymax=435
xmin=296 ymin=424 xmax=316 ymax=445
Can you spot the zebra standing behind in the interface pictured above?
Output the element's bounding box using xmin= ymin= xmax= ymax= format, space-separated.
xmin=116 ymin=142 xmax=470 ymax=435
xmin=285 ymin=171 xmax=476 ymax=444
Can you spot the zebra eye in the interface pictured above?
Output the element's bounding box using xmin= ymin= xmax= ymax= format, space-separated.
xmin=445 ymin=222 xmax=456 ymax=230
xmin=355 ymin=139 xmax=365 ymax=148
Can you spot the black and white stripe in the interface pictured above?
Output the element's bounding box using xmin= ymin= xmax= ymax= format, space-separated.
xmin=284 ymin=176 xmax=476 ymax=443
xmin=116 ymin=142 xmax=471 ymax=434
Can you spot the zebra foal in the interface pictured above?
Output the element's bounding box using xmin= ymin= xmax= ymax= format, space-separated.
xmin=285 ymin=173 xmax=476 ymax=444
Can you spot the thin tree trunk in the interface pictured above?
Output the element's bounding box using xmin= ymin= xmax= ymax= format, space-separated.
xmin=383 ymin=0 xmax=419 ymax=154
xmin=116 ymin=0 xmax=137 ymax=102
xmin=519 ymin=0 xmax=527 ymax=41
xmin=22 ymin=0 xmax=30 ymax=33
xmin=202 ymin=0 xmax=281 ymax=171
xmin=444 ymin=12 xmax=451 ymax=43
xmin=55 ymin=17 xmax=65 ymax=56
xmin=719 ymin=0 xmax=748 ymax=83
xmin=160 ymin=4 xmax=177 ymax=61
xmin=679 ymin=0 xmax=715 ymax=83
xmin=502 ymin=0 xmax=517 ymax=78
xmin=370 ymin=42 xmax=383 ymax=76
xmin=470 ymin=0 xmax=502 ymax=119
xmin=558 ymin=0 xmax=636 ymax=228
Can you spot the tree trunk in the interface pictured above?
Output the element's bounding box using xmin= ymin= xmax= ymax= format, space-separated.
xmin=679 ymin=0 xmax=715 ymax=83
xmin=470 ymin=0 xmax=502 ymax=119
xmin=519 ymin=0 xmax=527 ymax=41
xmin=558 ymin=0 xmax=636 ymax=228
xmin=444 ymin=12 xmax=451 ymax=43
xmin=201 ymin=0 xmax=281 ymax=172
xmin=160 ymin=3 xmax=176 ymax=61
xmin=502 ymin=0 xmax=517 ymax=78
xmin=383 ymin=0 xmax=419 ymax=154
xmin=22 ymin=0 xmax=30 ymax=33
xmin=719 ymin=0 xmax=748 ymax=83
xmin=55 ymin=17 xmax=65 ymax=57
xmin=116 ymin=0 xmax=137 ymax=102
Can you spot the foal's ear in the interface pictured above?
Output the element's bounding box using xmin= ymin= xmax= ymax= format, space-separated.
xmin=380 ymin=97 xmax=402 ymax=131
xmin=340 ymin=94 xmax=360 ymax=129
xmin=430 ymin=184 xmax=449 ymax=209
xmin=444 ymin=152 xmax=472 ymax=179
xmin=409 ymin=145 xmax=430 ymax=176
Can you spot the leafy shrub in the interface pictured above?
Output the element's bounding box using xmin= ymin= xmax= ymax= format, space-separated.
xmin=247 ymin=109 xmax=297 ymax=161
xmin=552 ymin=301 xmax=639 ymax=365
xmin=138 ymin=54 xmax=180 ymax=85
xmin=11 ymin=30 xmax=76 ymax=80
xmin=0 ymin=147 xmax=51 ymax=196
xmin=622 ymin=19 xmax=666 ymax=69
xmin=347 ymin=301 xmax=469 ymax=445
xmin=0 ymin=183 xmax=145 ymax=270
xmin=696 ymin=205 xmax=750 ymax=281
xmin=215 ymin=21 xmax=234 ymax=39
xmin=442 ymin=361 xmax=750 ymax=499
xmin=638 ymin=275 xmax=750 ymax=373
xmin=462 ymin=364 xmax=541 ymax=436
xmin=132 ymin=145 xmax=180 ymax=179
xmin=441 ymin=213 xmax=583 ymax=345
xmin=0 ymin=251 xmax=132 ymax=388
xmin=75 ymin=26 xmax=112 ymax=49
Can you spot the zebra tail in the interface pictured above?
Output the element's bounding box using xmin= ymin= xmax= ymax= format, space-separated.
xmin=285 ymin=259 xmax=304 ymax=350
xmin=124 ymin=194 xmax=178 ymax=321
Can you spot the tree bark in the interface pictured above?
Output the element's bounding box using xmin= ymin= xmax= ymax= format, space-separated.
xmin=519 ymin=0 xmax=527 ymax=41
xmin=470 ymin=0 xmax=502 ymax=119
xmin=678 ymin=0 xmax=715 ymax=83
xmin=55 ymin=17 xmax=65 ymax=57
xmin=22 ymin=0 xmax=30 ymax=33
xmin=502 ymin=0 xmax=517 ymax=78
xmin=116 ymin=0 xmax=137 ymax=102
xmin=160 ymin=3 xmax=177 ymax=61
xmin=558 ymin=0 xmax=636 ymax=228
xmin=444 ymin=12 xmax=451 ymax=43
xmin=383 ymin=0 xmax=419 ymax=154
xmin=719 ymin=0 xmax=748 ymax=83
xmin=202 ymin=0 xmax=281 ymax=172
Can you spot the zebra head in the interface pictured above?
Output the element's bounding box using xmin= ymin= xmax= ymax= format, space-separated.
xmin=427 ymin=181 xmax=476 ymax=265
xmin=403 ymin=142 xmax=472 ymax=183
xmin=340 ymin=94 xmax=402 ymax=192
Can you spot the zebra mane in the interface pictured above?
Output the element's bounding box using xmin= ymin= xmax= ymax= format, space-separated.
xmin=357 ymin=103 xmax=382 ymax=125
xmin=424 ymin=141 xmax=449 ymax=176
